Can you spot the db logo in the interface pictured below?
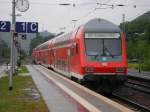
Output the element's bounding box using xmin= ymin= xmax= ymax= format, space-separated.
xmin=102 ymin=63 xmax=108 ymax=66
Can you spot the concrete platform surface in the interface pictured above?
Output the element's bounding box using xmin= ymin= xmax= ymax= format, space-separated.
xmin=27 ymin=65 xmax=88 ymax=112
xmin=31 ymin=65 xmax=134 ymax=112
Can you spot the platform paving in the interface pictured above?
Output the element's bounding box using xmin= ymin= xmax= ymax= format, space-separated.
xmin=27 ymin=65 xmax=88 ymax=112
xmin=34 ymin=65 xmax=134 ymax=112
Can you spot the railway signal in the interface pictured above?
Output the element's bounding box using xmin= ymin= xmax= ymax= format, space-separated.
xmin=21 ymin=34 xmax=26 ymax=40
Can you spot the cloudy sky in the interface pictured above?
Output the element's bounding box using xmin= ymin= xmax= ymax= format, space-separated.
xmin=0 ymin=0 xmax=150 ymax=33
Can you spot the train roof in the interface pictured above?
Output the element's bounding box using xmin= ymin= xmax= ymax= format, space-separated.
xmin=83 ymin=18 xmax=121 ymax=33
xmin=50 ymin=19 xmax=121 ymax=43
xmin=36 ymin=40 xmax=50 ymax=50
xmin=34 ymin=18 xmax=121 ymax=50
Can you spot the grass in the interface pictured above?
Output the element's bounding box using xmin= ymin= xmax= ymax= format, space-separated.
xmin=128 ymin=62 xmax=150 ymax=71
xmin=18 ymin=66 xmax=29 ymax=73
xmin=0 ymin=75 xmax=49 ymax=112
xmin=128 ymin=63 xmax=139 ymax=69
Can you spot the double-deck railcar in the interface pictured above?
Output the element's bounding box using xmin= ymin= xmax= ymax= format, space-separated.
xmin=32 ymin=18 xmax=127 ymax=92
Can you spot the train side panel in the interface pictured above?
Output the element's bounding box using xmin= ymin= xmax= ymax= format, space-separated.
xmin=69 ymin=28 xmax=84 ymax=79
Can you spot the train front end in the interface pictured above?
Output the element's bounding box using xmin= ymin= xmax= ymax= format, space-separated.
xmin=81 ymin=19 xmax=127 ymax=91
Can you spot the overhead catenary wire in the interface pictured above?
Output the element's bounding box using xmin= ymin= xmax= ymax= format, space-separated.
xmin=70 ymin=1 xmax=118 ymax=22
xmin=0 ymin=0 xmax=150 ymax=7
xmin=58 ymin=0 xmax=150 ymax=28
xmin=70 ymin=0 xmax=115 ymax=22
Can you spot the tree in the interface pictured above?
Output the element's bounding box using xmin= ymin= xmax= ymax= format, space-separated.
xmin=144 ymin=24 xmax=150 ymax=44
xmin=29 ymin=33 xmax=55 ymax=55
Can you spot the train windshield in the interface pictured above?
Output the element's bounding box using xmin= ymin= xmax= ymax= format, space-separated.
xmin=85 ymin=33 xmax=122 ymax=62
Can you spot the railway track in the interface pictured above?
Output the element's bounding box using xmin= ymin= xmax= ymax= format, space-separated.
xmin=126 ymin=74 xmax=150 ymax=85
xmin=125 ymin=80 xmax=150 ymax=94
xmin=112 ymin=92 xmax=150 ymax=112
xmin=111 ymin=74 xmax=150 ymax=112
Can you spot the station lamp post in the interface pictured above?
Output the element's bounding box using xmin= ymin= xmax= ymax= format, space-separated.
xmin=9 ymin=0 xmax=29 ymax=91
xmin=10 ymin=13 xmax=21 ymax=77
xmin=9 ymin=0 xmax=16 ymax=91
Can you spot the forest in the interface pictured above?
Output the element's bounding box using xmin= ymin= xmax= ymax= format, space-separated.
xmin=121 ymin=11 xmax=150 ymax=71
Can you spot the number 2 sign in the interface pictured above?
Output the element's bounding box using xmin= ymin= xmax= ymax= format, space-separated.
xmin=0 ymin=21 xmax=11 ymax=32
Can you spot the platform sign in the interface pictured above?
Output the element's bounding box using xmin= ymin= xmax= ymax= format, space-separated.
xmin=16 ymin=22 xmax=26 ymax=33
xmin=0 ymin=21 xmax=11 ymax=32
xmin=27 ymin=22 xmax=38 ymax=33
xmin=0 ymin=21 xmax=38 ymax=33
xmin=16 ymin=22 xmax=38 ymax=33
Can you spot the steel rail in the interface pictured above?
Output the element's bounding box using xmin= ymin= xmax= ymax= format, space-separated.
xmin=112 ymin=93 xmax=150 ymax=112
xmin=124 ymin=82 xmax=150 ymax=94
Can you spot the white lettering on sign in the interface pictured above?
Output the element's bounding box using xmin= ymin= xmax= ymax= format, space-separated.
xmin=0 ymin=21 xmax=6 ymax=30
xmin=15 ymin=22 xmax=38 ymax=33
xmin=31 ymin=23 xmax=37 ymax=32
xmin=21 ymin=22 xmax=26 ymax=31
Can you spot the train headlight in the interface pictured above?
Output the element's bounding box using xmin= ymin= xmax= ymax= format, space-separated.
xmin=85 ymin=67 xmax=94 ymax=73
xmin=116 ymin=67 xmax=125 ymax=73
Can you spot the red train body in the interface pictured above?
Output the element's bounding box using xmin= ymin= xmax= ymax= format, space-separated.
xmin=32 ymin=19 xmax=127 ymax=92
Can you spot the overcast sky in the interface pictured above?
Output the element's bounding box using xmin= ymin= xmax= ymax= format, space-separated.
xmin=0 ymin=0 xmax=150 ymax=33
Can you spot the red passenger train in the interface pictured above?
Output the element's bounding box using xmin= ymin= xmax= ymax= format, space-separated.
xmin=32 ymin=18 xmax=127 ymax=92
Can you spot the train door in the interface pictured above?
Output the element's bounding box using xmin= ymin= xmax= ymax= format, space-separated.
xmin=49 ymin=49 xmax=51 ymax=67
xmin=67 ymin=48 xmax=71 ymax=77
xmin=54 ymin=50 xmax=56 ymax=68
xmin=46 ymin=50 xmax=49 ymax=65
xmin=48 ymin=49 xmax=51 ymax=67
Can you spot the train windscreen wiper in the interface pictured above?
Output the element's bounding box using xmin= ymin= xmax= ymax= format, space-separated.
xmin=104 ymin=47 xmax=114 ymax=58
xmin=94 ymin=52 xmax=100 ymax=59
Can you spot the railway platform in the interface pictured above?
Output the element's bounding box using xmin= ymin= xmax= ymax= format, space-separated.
xmin=27 ymin=65 xmax=134 ymax=112
xmin=27 ymin=65 xmax=88 ymax=112
xmin=128 ymin=69 xmax=150 ymax=80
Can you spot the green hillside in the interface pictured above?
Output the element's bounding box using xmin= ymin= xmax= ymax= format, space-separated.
xmin=121 ymin=11 xmax=150 ymax=71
